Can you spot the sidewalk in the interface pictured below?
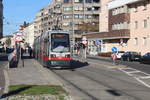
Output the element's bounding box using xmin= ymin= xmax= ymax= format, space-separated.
xmin=0 ymin=55 xmax=72 ymax=100
xmin=0 ymin=68 xmax=5 ymax=96
xmin=7 ymin=55 xmax=63 ymax=86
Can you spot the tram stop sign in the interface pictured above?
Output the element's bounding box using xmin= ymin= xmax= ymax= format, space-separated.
xmin=111 ymin=47 xmax=118 ymax=53
xmin=15 ymin=36 xmax=23 ymax=42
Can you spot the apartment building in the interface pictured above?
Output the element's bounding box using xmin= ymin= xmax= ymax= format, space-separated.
xmin=34 ymin=0 xmax=100 ymax=41
xmin=34 ymin=8 xmax=48 ymax=36
xmin=0 ymin=0 xmax=3 ymax=39
xmin=22 ymin=22 xmax=35 ymax=47
xmin=87 ymin=0 xmax=150 ymax=55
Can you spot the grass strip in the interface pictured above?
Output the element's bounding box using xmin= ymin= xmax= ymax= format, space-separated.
xmin=8 ymin=85 xmax=67 ymax=96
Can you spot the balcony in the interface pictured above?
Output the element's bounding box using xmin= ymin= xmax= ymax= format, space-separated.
xmin=108 ymin=0 xmax=142 ymax=9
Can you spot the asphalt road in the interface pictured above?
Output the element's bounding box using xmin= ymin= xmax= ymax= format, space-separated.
xmin=88 ymin=56 xmax=150 ymax=74
xmin=50 ymin=59 xmax=150 ymax=100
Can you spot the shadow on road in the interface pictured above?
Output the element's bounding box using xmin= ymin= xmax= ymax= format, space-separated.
xmin=71 ymin=60 xmax=89 ymax=69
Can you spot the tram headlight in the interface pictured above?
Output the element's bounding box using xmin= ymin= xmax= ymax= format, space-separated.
xmin=51 ymin=54 xmax=56 ymax=57
xmin=65 ymin=54 xmax=70 ymax=58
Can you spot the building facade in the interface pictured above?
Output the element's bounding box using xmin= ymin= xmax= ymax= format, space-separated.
xmin=23 ymin=22 xmax=35 ymax=47
xmin=0 ymin=0 xmax=3 ymax=39
xmin=34 ymin=0 xmax=100 ymax=41
xmin=86 ymin=0 xmax=150 ymax=55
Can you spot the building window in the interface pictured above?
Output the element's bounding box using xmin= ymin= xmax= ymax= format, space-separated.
xmin=135 ymin=21 xmax=138 ymax=29
xmin=143 ymin=3 xmax=147 ymax=10
xmin=85 ymin=0 xmax=92 ymax=3
xmin=63 ymin=7 xmax=72 ymax=11
xmin=74 ymin=14 xmax=83 ymax=19
xmin=134 ymin=38 xmax=138 ymax=45
xmin=143 ymin=19 xmax=147 ymax=28
xmin=63 ymin=15 xmax=72 ymax=19
xmin=63 ymin=22 xmax=69 ymax=26
xmin=143 ymin=37 xmax=147 ymax=46
xmin=64 ymin=0 xmax=69 ymax=3
xmin=86 ymin=7 xmax=92 ymax=11
xmin=134 ymin=5 xmax=138 ymax=12
xmin=85 ymin=15 xmax=92 ymax=19
xmin=74 ymin=0 xmax=83 ymax=3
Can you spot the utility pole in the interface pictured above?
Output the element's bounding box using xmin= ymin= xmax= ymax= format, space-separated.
xmin=72 ymin=0 xmax=75 ymax=55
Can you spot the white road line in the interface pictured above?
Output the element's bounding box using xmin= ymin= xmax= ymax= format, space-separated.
xmin=119 ymin=67 xmax=137 ymax=71
xmin=127 ymin=71 xmax=141 ymax=74
xmin=119 ymin=67 xmax=150 ymax=88
xmin=139 ymin=76 xmax=150 ymax=79
xmin=118 ymin=68 xmax=133 ymax=76
xmin=135 ymin=77 xmax=150 ymax=88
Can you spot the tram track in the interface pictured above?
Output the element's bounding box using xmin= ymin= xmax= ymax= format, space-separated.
xmin=73 ymin=68 xmax=142 ymax=100
xmin=51 ymin=70 xmax=99 ymax=100
xmin=50 ymin=67 xmax=147 ymax=100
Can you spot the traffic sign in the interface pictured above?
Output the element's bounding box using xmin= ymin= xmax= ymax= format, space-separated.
xmin=82 ymin=36 xmax=87 ymax=41
xmin=111 ymin=47 xmax=118 ymax=53
xmin=82 ymin=40 xmax=87 ymax=45
xmin=95 ymin=40 xmax=101 ymax=45
xmin=15 ymin=36 xmax=23 ymax=42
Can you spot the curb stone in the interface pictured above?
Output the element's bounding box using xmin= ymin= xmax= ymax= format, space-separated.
xmin=3 ymin=63 xmax=9 ymax=94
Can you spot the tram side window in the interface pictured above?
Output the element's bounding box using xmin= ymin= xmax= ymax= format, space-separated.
xmin=44 ymin=38 xmax=49 ymax=56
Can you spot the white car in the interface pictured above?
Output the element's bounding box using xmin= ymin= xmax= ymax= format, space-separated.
xmin=116 ymin=51 xmax=125 ymax=59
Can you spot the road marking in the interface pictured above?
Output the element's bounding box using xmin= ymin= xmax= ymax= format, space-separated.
xmin=127 ymin=71 xmax=141 ymax=74
xmin=135 ymin=77 xmax=150 ymax=88
xmin=88 ymin=60 xmax=150 ymax=88
xmin=107 ymin=65 xmax=127 ymax=69
xmin=119 ymin=67 xmax=150 ymax=88
xmin=140 ymin=76 xmax=150 ymax=79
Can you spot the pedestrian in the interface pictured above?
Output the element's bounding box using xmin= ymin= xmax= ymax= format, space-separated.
xmin=111 ymin=53 xmax=117 ymax=65
xmin=28 ymin=46 xmax=33 ymax=57
xmin=77 ymin=43 xmax=80 ymax=55
xmin=21 ymin=47 xmax=24 ymax=59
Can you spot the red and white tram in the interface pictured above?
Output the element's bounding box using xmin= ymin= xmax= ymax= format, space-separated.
xmin=33 ymin=30 xmax=72 ymax=68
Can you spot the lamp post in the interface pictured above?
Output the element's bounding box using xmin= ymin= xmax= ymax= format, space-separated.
xmin=71 ymin=0 xmax=75 ymax=55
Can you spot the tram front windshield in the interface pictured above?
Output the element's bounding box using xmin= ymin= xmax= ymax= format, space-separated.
xmin=51 ymin=33 xmax=70 ymax=53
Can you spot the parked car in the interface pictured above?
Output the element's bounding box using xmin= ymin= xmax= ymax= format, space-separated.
xmin=140 ymin=52 xmax=150 ymax=64
xmin=0 ymin=47 xmax=5 ymax=53
xmin=116 ymin=51 xmax=125 ymax=59
xmin=121 ymin=51 xmax=141 ymax=61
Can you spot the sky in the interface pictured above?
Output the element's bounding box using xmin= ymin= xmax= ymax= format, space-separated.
xmin=3 ymin=0 xmax=51 ymax=35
